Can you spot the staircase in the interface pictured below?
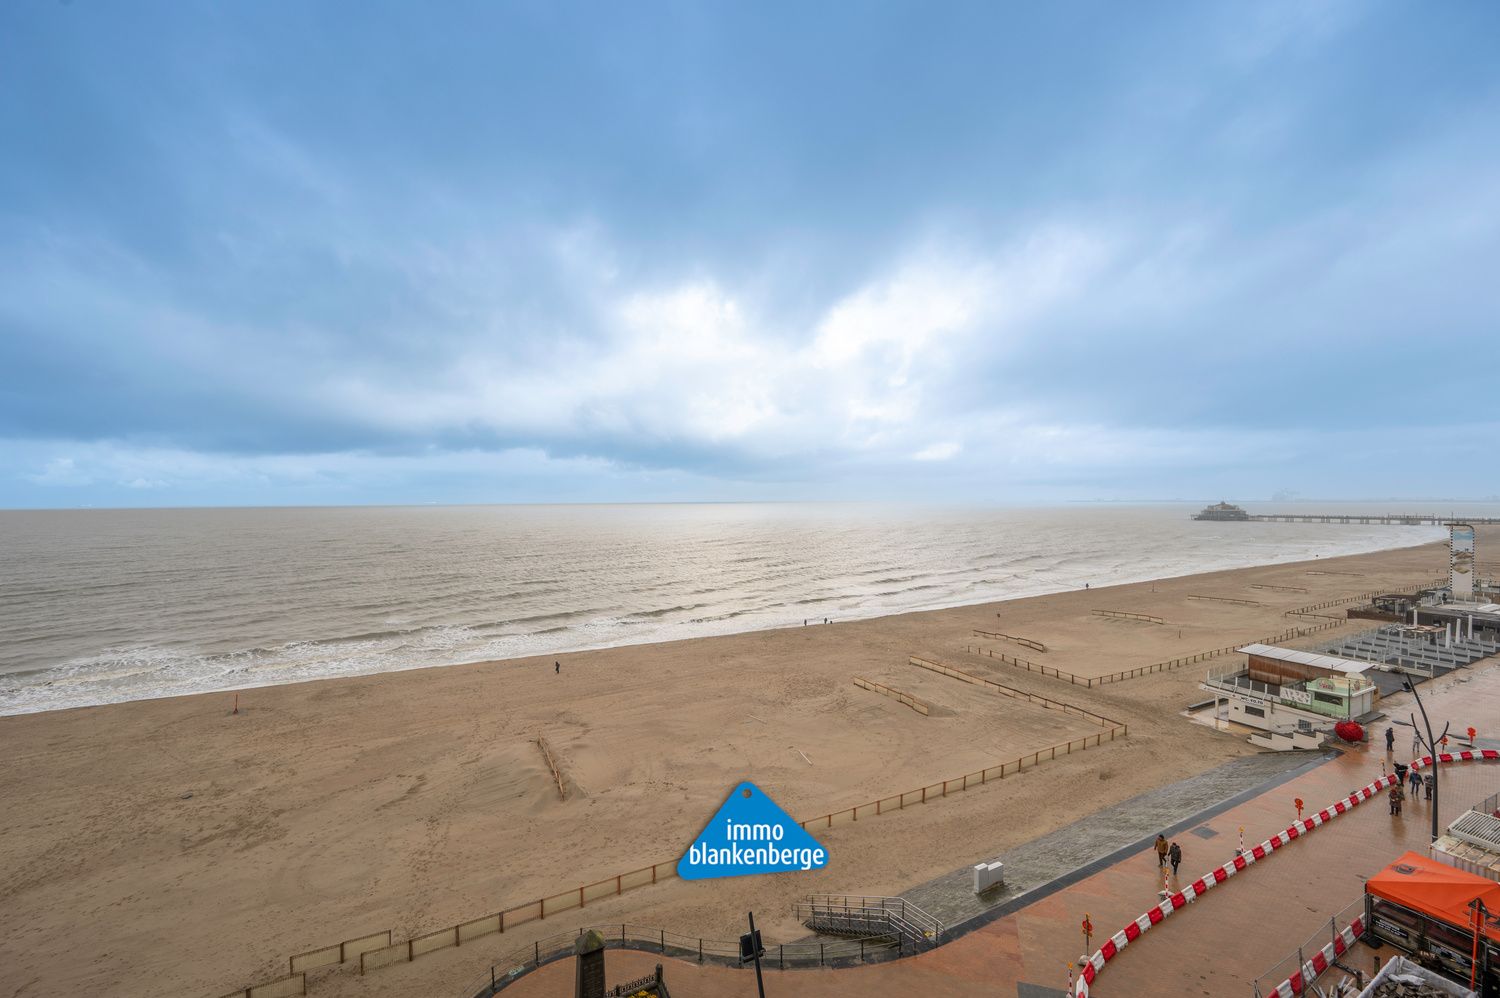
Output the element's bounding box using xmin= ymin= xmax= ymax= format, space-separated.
xmin=1248 ymin=728 xmax=1326 ymax=752
xmin=794 ymin=895 xmax=943 ymax=952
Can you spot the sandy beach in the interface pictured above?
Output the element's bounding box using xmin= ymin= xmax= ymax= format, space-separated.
xmin=0 ymin=531 xmax=1474 ymax=998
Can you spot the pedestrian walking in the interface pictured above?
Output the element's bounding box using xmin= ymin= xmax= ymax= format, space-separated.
xmin=1385 ymin=727 xmax=1395 ymax=752
xmin=1409 ymin=766 xmax=1422 ymax=795
xmin=1424 ymin=773 xmax=1435 ymax=801
xmin=554 ymin=660 xmax=560 ymax=674
xmin=1168 ymin=841 xmax=1182 ymax=876
xmin=1154 ymin=834 xmax=1169 ymax=867
xmin=1389 ymin=783 xmax=1405 ymax=815
xmin=1412 ymin=733 xmax=1422 ymax=757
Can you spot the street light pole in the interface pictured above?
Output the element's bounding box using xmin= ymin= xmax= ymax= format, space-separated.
xmin=1403 ymin=672 xmax=1450 ymax=847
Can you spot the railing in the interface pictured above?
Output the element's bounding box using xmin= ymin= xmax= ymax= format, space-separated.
xmin=536 ymin=735 xmax=566 ymax=801
xmin=965 ymin=619 xmax=1350 ymax=689
xmin=1250 ymin=897 xmax=1367 ymax=997
xmin=226 ymin=655 xmax=1127 ymax=997
xmin=1187 ymin=594 xmax=1263 ymax=607
xmin=975 ymin=627 xmax=1047 ymax=652
xmin=1093 ymin=609 xmax=1165 ymax=624
xmin=852 ymin=676 xmax=930 ymax=715
xmin=794 ymin=894 xmax=943 ymax=947
xmin=907 ymin=656 xmax=1125 ymax=729
xmin=1202 ymin=672 xmax=1371 ymax=720
xmin=1287 ymin=580 xmax=1449 ymax=622
xmin=463 ymin=923 xmax=901 ymax=997
xmin=964 ymin=645 xmax=1088 ymax=685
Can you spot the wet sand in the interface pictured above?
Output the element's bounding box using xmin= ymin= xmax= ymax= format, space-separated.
xmin=0 ymin=531 xmax=1469 ymax=998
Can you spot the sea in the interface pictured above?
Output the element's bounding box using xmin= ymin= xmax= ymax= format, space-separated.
xmin=1 ymin=502 xmax=1488 ymax=717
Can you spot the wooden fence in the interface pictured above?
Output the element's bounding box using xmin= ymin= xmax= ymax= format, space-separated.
xmin=976 ymin=626 xmax=1047 ymax=652
xmin=906 ymin=656 xmax=1125 ymax=729
xmin=536 ymin=735 xmax=567 ymax=801
xmin=853 ymin=676 xmax=930 ymax=715
xmin=1186 ymin=595 xmax=1262 ymax=607
xmin=1092 ymin=609 xmax=1165 ymax=624
xmin=226 ymin=663 xmax=1128 ymax=995
xmin=288 ymin=929 xmax=391 ymax=974
xmin=218 ymin=973 xmax=306 ymax=998
xmin=962 ymin=646 xmax=1086 ymax=686
xmin=963 ymin=618 xmax=1352 ymax=688
xmin=1284 ymin=580 xmax=1446 ymax=621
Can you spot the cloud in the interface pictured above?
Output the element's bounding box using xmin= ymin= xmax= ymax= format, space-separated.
xmin=25 ymin=457 xmax=91 ymax=486
xmin=2 ymin=2 xmax=1498 ymax=506
xmin=913 ymin=442 xmax=961 ymax=462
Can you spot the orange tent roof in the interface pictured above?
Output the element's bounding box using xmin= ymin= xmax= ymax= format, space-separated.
xmin=1368 ymin=851 xmax=1500 ymax=941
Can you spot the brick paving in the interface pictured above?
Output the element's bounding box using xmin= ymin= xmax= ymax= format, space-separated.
xmin=896 ymin=750 xmax=1329 ymax=930
xmin=497 ymin=661 xmax=1500 ymax=998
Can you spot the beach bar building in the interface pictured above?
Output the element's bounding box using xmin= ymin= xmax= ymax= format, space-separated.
xmin=1201 ymin=643 xmax=1378 ymax=750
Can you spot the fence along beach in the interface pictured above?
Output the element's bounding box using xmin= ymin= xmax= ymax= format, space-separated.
xmin=0 ymin=524 xmax=1478 ymax=998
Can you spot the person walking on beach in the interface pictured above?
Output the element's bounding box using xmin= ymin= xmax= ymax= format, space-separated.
xmin=1154 ymin=834 xmax=1169 ymax=867
xmin=1168 ymin=841 xmax=1182 ymax=876
xmin=554 ymin=660 xmax=560 ymax=674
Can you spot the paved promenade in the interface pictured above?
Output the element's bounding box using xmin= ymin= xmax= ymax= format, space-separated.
xmin=498 ymin=662 xmax=1500 ymax=998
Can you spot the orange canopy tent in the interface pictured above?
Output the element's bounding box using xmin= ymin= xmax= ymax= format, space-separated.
xmin=1368 ymin=851 xmax=1500 ymax=943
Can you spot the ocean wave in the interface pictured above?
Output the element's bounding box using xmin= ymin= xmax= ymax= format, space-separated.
xmin=0 ymin=506 xmax=1456 ymax=716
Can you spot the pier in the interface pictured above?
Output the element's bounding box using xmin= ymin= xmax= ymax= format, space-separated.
xmin=1244 ymin=513 xmax=1500 ymax=525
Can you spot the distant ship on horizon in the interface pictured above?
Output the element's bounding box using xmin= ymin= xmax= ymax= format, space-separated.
xmin=1193 ymin=501 xmax=1250 ymax=521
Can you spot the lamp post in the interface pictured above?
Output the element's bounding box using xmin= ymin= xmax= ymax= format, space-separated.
xmin=1402 ymin=672 xmax=1450 ymax=847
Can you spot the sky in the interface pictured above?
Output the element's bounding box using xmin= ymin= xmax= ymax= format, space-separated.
xmin=2 ymin=1 xmax=1498 ymax=508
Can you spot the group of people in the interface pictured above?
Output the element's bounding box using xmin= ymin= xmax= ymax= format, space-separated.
xmin=1384 ymin=725 xmax=1440 ymax=816
xmin=1154 ymin=834 xmax=1183 ymax=875
xmin=1389 ymin=766 xmax=1435 ymax=814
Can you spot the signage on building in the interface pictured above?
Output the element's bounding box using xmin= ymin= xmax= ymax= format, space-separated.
xmin=1451 ymin=523 xmax=1476 ymax=600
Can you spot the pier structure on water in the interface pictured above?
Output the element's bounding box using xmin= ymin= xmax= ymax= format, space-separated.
xmin=1245 ymin=513 xmax=1500 ymax=526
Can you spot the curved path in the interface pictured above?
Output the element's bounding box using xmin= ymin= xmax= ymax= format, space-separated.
xmin=491 ymin=683 xmax=1500 ymax=998
xmin=1074 ymin=749 xmax=1499 ymax=997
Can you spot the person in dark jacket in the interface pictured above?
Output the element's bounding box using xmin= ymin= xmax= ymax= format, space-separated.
xmin=1409 ymin=766 xmax=1422 ymax=795
xmin=1168 ymin=841 xmax=1182 ymax=876
xmin=1386 ymin=727 xmax=1395 ymax=751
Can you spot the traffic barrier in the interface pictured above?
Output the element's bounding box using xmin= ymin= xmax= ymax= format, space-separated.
xmin=1071 ymin=749 xmax=1500 ymax=996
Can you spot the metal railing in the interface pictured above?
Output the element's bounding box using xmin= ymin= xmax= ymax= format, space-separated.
xmin=794 ymin=894 xmax=943 ymax=948
xmin=463 ymin=923 xmax=901 ymax=997
xmin=1201 ymin=671 xmax=1370 ymax=720
xmin=1251 ymin=896 xmax=1367 ymax=997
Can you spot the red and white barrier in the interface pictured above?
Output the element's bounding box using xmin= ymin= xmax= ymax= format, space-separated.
xmin=1260 ymin=748 xmax=1500 ymax=998
xmin=1071 ymin=749 xmax=1500 ymax=997
xmin=1267 ymin=915 xmax=1366 ymax=998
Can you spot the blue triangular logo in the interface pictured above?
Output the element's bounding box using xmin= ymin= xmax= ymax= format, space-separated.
xmin=677 ymin=782 xmax=828 ymax=880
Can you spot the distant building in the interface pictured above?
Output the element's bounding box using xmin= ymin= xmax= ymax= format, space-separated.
xmin=1413 ymin=602 xmax=1500 ymax=643
xmin=1192 ymin=501 xmax=1250 ymax=521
